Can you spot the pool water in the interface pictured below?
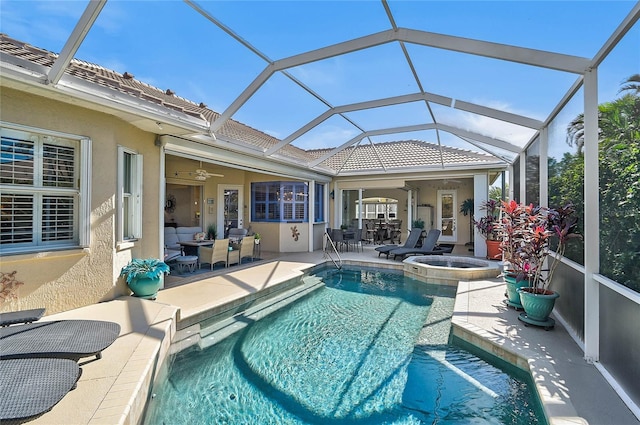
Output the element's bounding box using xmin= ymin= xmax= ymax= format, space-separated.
xmin=144 ymin=267 xmax=544 ymax=424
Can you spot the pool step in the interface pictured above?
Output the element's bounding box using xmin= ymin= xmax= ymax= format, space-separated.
xmin=197 ymin=275 xmax=324 ymax=350
xmin=196 ymin=276 xmax=325 ymax=351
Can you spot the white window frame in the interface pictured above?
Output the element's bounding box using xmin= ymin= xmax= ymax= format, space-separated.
xmin=0 ymin=122 xmax=91 ymax=254
xmin=117 ymin=146 xmax=142 ymax=242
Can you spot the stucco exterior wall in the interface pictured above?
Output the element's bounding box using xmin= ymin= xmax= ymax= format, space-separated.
xmin=1 ymin=88 xmax=161 ymax=314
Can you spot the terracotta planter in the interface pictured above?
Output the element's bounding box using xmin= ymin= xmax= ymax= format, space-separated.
xmin=486 ymin=239 xmax=501 ymax=260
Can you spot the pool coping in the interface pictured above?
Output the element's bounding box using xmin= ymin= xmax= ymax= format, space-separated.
xmin=452 ymin=279 xmax=587 ymax=425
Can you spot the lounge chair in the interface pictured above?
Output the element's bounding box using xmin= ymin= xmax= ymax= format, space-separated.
xmin=0 ymin=307 xmax=45 ymax=327
xmin=389 ymin=229 xmax=447 ymax=260
xmin=375 ymin=228 xmax=423 ymax=258
xmin=0 ymin=319 xmax=120 ymax=361
xmin=0 ymin=358 xmax=81 ymax=421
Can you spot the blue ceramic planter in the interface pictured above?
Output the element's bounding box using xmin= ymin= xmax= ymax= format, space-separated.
xmin=504 ymin=274 xmax=529 ymax=309
xmin=128 ymin=276 xmax=162 ymax=299
xmin=517 ymin=287 xmax=559 ymax=322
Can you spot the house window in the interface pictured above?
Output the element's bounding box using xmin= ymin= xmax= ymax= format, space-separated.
xmin=0 ymin=124 xmax=89 ymax=254
xmin=118 ymin=147 xmax=142 ymax=241
xmin=356 ymin=198 xmax=398 ymax=220
xmin=252 ymin=181 xmax=313 ymax=222
xmin=314 ymin=183 xmax=325 ymax=222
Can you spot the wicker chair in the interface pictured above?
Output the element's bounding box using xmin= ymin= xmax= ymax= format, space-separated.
xmin=198 ymin=238 xmax=229 ymax=270
xmin=238 ymin=236 xmax=255 ymax=263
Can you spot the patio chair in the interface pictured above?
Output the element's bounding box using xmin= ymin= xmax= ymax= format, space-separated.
xmin=389 ymin=229 xmax=447 ymax=260
xmin=0 ymin=319 xmax=120 ymax=361
xmin=228 ymin=228 xmax=248 ymax=248
xmin=198 ymin=238 xmax=229 ymax=270
xmin=389 ymin=220 xmax=403 ymax=243
xmin=364 ymin=220 xmax=376 ymax=244
xmin=347 ymin=228 xmax=363 ymax=252
xmin=0 ymin=358 xmax=81 ymax=421
xmin=239 ymin=236 xmax=255 ymax=263
xmin=331 ymin=229 xmax=347 ymax=252
xmin=0 ymin=307 xmax=45 ymax=327
xmin=375 ymin=228 xmax=423 ymax=259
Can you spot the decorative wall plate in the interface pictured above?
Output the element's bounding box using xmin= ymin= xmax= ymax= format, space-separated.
xmin=165 ymin=194 xmax=176 ymax=213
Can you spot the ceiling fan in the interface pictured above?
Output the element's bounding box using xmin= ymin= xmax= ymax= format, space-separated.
xmin=175 ymin=162 xmax=224 ymax=181
xmin=442 ymin=178 xmax=463 ymax=184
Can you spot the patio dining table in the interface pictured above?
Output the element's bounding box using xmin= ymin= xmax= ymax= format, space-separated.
xmin=178 ymin=240 xmax=214 ymax=256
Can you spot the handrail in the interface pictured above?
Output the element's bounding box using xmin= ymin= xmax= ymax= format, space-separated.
xmin=324 ymin=230 xmax=343 ymax=270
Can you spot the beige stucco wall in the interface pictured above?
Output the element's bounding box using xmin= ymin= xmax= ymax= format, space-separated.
xmin=1 ymin=88 xmax=161 ymax=314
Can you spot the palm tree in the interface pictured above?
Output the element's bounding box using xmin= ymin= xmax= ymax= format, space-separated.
xmin=561 ymin=73 xmax=640 ymax=289
xmin=567 ymin=74 xmax=640 ymax=152
xmin=618 ymin=73 xmax=640 ymax=94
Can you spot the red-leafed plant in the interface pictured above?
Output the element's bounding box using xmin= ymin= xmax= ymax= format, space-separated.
xmin=474 ymin=199 xmax=501 ymax=240
xmin=496 ymin=200 xmax=581 ymax=293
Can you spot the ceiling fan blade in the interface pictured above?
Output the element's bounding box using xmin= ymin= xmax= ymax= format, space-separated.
xmin=174 ymin=167 xmax=223 ymax=179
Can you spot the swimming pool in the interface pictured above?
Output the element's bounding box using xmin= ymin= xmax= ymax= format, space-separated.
xmin=144 ymin=267 xmax=544 ymax=424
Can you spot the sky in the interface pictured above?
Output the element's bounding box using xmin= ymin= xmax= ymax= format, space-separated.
xmin=1 ymin=1 xmax=638 ymax=158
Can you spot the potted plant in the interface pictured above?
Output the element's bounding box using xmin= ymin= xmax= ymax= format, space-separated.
xmin=254 ymin=233 xmax=261 ymax=244
xmin=460 ymin=198 xmax=474 ymax=246
xmin=206 ymin=223 xmax=217 ymax=240
xmin=412 ymin=218 xmax=425 ymax=229
xmin=120 ymin=258 xmax=170 ymax=300
xmin=474 ymin=199 xmax=501 ymax=259
xmin=497 ymin=201 xmax=581 ymax=328
xmin=494 ymin=200 xmax=543 ymax=308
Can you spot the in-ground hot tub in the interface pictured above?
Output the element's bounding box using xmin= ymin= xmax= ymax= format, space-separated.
xmin=404 ymin=255 xmax=501 ymax=285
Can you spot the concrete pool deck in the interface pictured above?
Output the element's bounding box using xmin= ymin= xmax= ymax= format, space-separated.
xmin=27 ymin=246 xmax=638 ymax=424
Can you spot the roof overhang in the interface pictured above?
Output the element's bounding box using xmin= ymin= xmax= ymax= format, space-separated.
xmin=160 ymin=135 xmax=332 ymax=182
xmin=1 ymin=52 xmax=211 ymax=137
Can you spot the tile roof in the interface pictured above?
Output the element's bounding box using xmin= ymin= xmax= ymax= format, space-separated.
xmin=1 ymin=33 xmax=501 ymax=174
xmin=308 ymin=140 xmax=497 ymax=172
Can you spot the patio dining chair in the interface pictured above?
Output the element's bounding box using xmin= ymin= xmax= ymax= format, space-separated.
xmin=198 ymin=238 xmax=229 ymax=270
xmin=364 ymin=220 xmax=376 ymax=244
xmin=331 ymin=229 xmax=347 ymax=252
xmin=348 ymin=228 xmax=363 ymax=253
xmin=239 ymin=236 xmax=256 ymax=263
xmin=389 ymin=220 xmax=403 ymax=244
